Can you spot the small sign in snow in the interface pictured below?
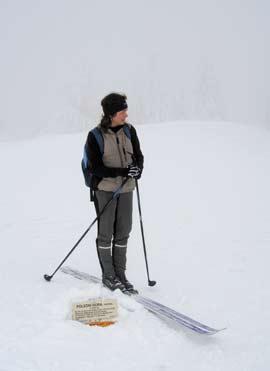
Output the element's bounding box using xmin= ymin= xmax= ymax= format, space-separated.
xmin=72 ymin=298 xmax=118 ymax=327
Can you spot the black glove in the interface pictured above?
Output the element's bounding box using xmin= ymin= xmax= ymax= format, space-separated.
xmin=127 ymin=164 xmax=141 ymax=179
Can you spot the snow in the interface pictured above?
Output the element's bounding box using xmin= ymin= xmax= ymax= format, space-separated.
xmin=1 ymin=121 xmax=270 ymax=370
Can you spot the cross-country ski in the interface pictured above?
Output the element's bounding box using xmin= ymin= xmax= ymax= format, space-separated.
xmin=61 ymin=266 xmax=225 ymax=335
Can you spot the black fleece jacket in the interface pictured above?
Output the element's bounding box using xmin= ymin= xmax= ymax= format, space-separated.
xmin=86 ymin=124 xmax=144 ymax=180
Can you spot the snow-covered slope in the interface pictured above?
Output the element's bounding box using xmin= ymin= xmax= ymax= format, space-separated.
xmin=1 ymin=121 xmax=270 ymax=370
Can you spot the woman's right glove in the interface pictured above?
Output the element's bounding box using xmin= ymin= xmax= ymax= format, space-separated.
xmin=127 ymin=164 xmax=141 ymax=179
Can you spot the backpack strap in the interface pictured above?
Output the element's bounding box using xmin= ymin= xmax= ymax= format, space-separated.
xmin=123 ymin=123 xmax=131 ymax=140
xmin=91 ymin=127 xmax=104 ymax=155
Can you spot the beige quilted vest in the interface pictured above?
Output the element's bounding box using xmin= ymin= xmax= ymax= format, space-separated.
xmin=97 ymin=125 xmax=136 ymax=193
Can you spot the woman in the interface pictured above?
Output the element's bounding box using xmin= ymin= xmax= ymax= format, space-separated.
xmin=86 ymin=92 xmax=144 ymax=293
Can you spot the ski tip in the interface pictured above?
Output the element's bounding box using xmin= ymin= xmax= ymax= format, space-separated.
xmin=208 ymin=327 xmax=227 ymax=335
xmin=217 ymin=327 xmax=227 ymax=332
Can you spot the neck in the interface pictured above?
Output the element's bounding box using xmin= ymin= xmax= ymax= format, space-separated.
xmin=111 ymin=121 xmax=124 ymax=127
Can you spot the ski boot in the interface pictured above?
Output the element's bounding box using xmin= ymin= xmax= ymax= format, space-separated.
xmin=102 ymin=275 xmax=128 ymax=293
xmin=97 ymin=243 xmax=127 ymax=293
xmin=113 ymin=244 xmax=139 ymax=294
xmin=116 ymin=272 xmax=139 ymax=295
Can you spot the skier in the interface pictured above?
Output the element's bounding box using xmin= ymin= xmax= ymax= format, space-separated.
xmin=86 ymin=93 xmax=144 ymax=293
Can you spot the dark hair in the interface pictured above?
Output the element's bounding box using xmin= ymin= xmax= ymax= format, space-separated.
xmin=99 ymin=115 xmax=112 ymax=132
xmin=99 ymin=92 xmax=127 ymax=132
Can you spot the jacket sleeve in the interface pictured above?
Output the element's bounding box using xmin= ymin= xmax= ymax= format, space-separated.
xmin=87 ymin=131 xmax=129 ymax=178
xmin=130 ymin=125 xmax=144 ymax=171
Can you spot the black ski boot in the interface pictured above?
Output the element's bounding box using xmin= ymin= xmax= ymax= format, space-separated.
xmin=113 ymin=244 xmax=138 ymax=294
xmin=116 ymin=273 xmax=139 ymax=295
xmin=102 ymin=275 xmax=128 ymax=292
xmin=97 ymin=243 xmax=126 ymax=293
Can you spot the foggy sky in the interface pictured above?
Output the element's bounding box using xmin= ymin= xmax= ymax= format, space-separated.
xmin=0 ymin=0 xmax=269 ymax=139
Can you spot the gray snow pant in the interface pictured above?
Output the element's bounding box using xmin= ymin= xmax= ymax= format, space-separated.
xmin=93 ymin=190 xmax=133 ymax=278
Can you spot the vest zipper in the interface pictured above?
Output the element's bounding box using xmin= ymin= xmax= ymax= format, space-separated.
xmin=116 ymin=135 xmax=124 ymax=168
xmin=123 ymin=147 xmax=128 ymax=162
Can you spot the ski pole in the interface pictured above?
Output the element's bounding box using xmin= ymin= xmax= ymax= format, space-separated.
xmin=44 ymin=178 xmax=129 ymax=282
xmin=135 ymin=178 xmax=156 ymax=287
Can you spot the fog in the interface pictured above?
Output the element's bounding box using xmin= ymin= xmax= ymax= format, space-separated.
xmin=0 ymin=0 xmax=269 ymax=140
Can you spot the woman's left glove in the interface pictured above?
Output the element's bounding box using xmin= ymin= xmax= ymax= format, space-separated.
xmin=127 ymin=164 xmax=142 ymax=179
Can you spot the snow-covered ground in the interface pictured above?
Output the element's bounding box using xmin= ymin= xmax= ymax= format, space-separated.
xmin=1 ymin=121 xmax=270 ymax=370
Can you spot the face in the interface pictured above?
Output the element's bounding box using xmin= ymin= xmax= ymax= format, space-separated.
xmin=111 ymin=109 xmax=128 ymax=126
